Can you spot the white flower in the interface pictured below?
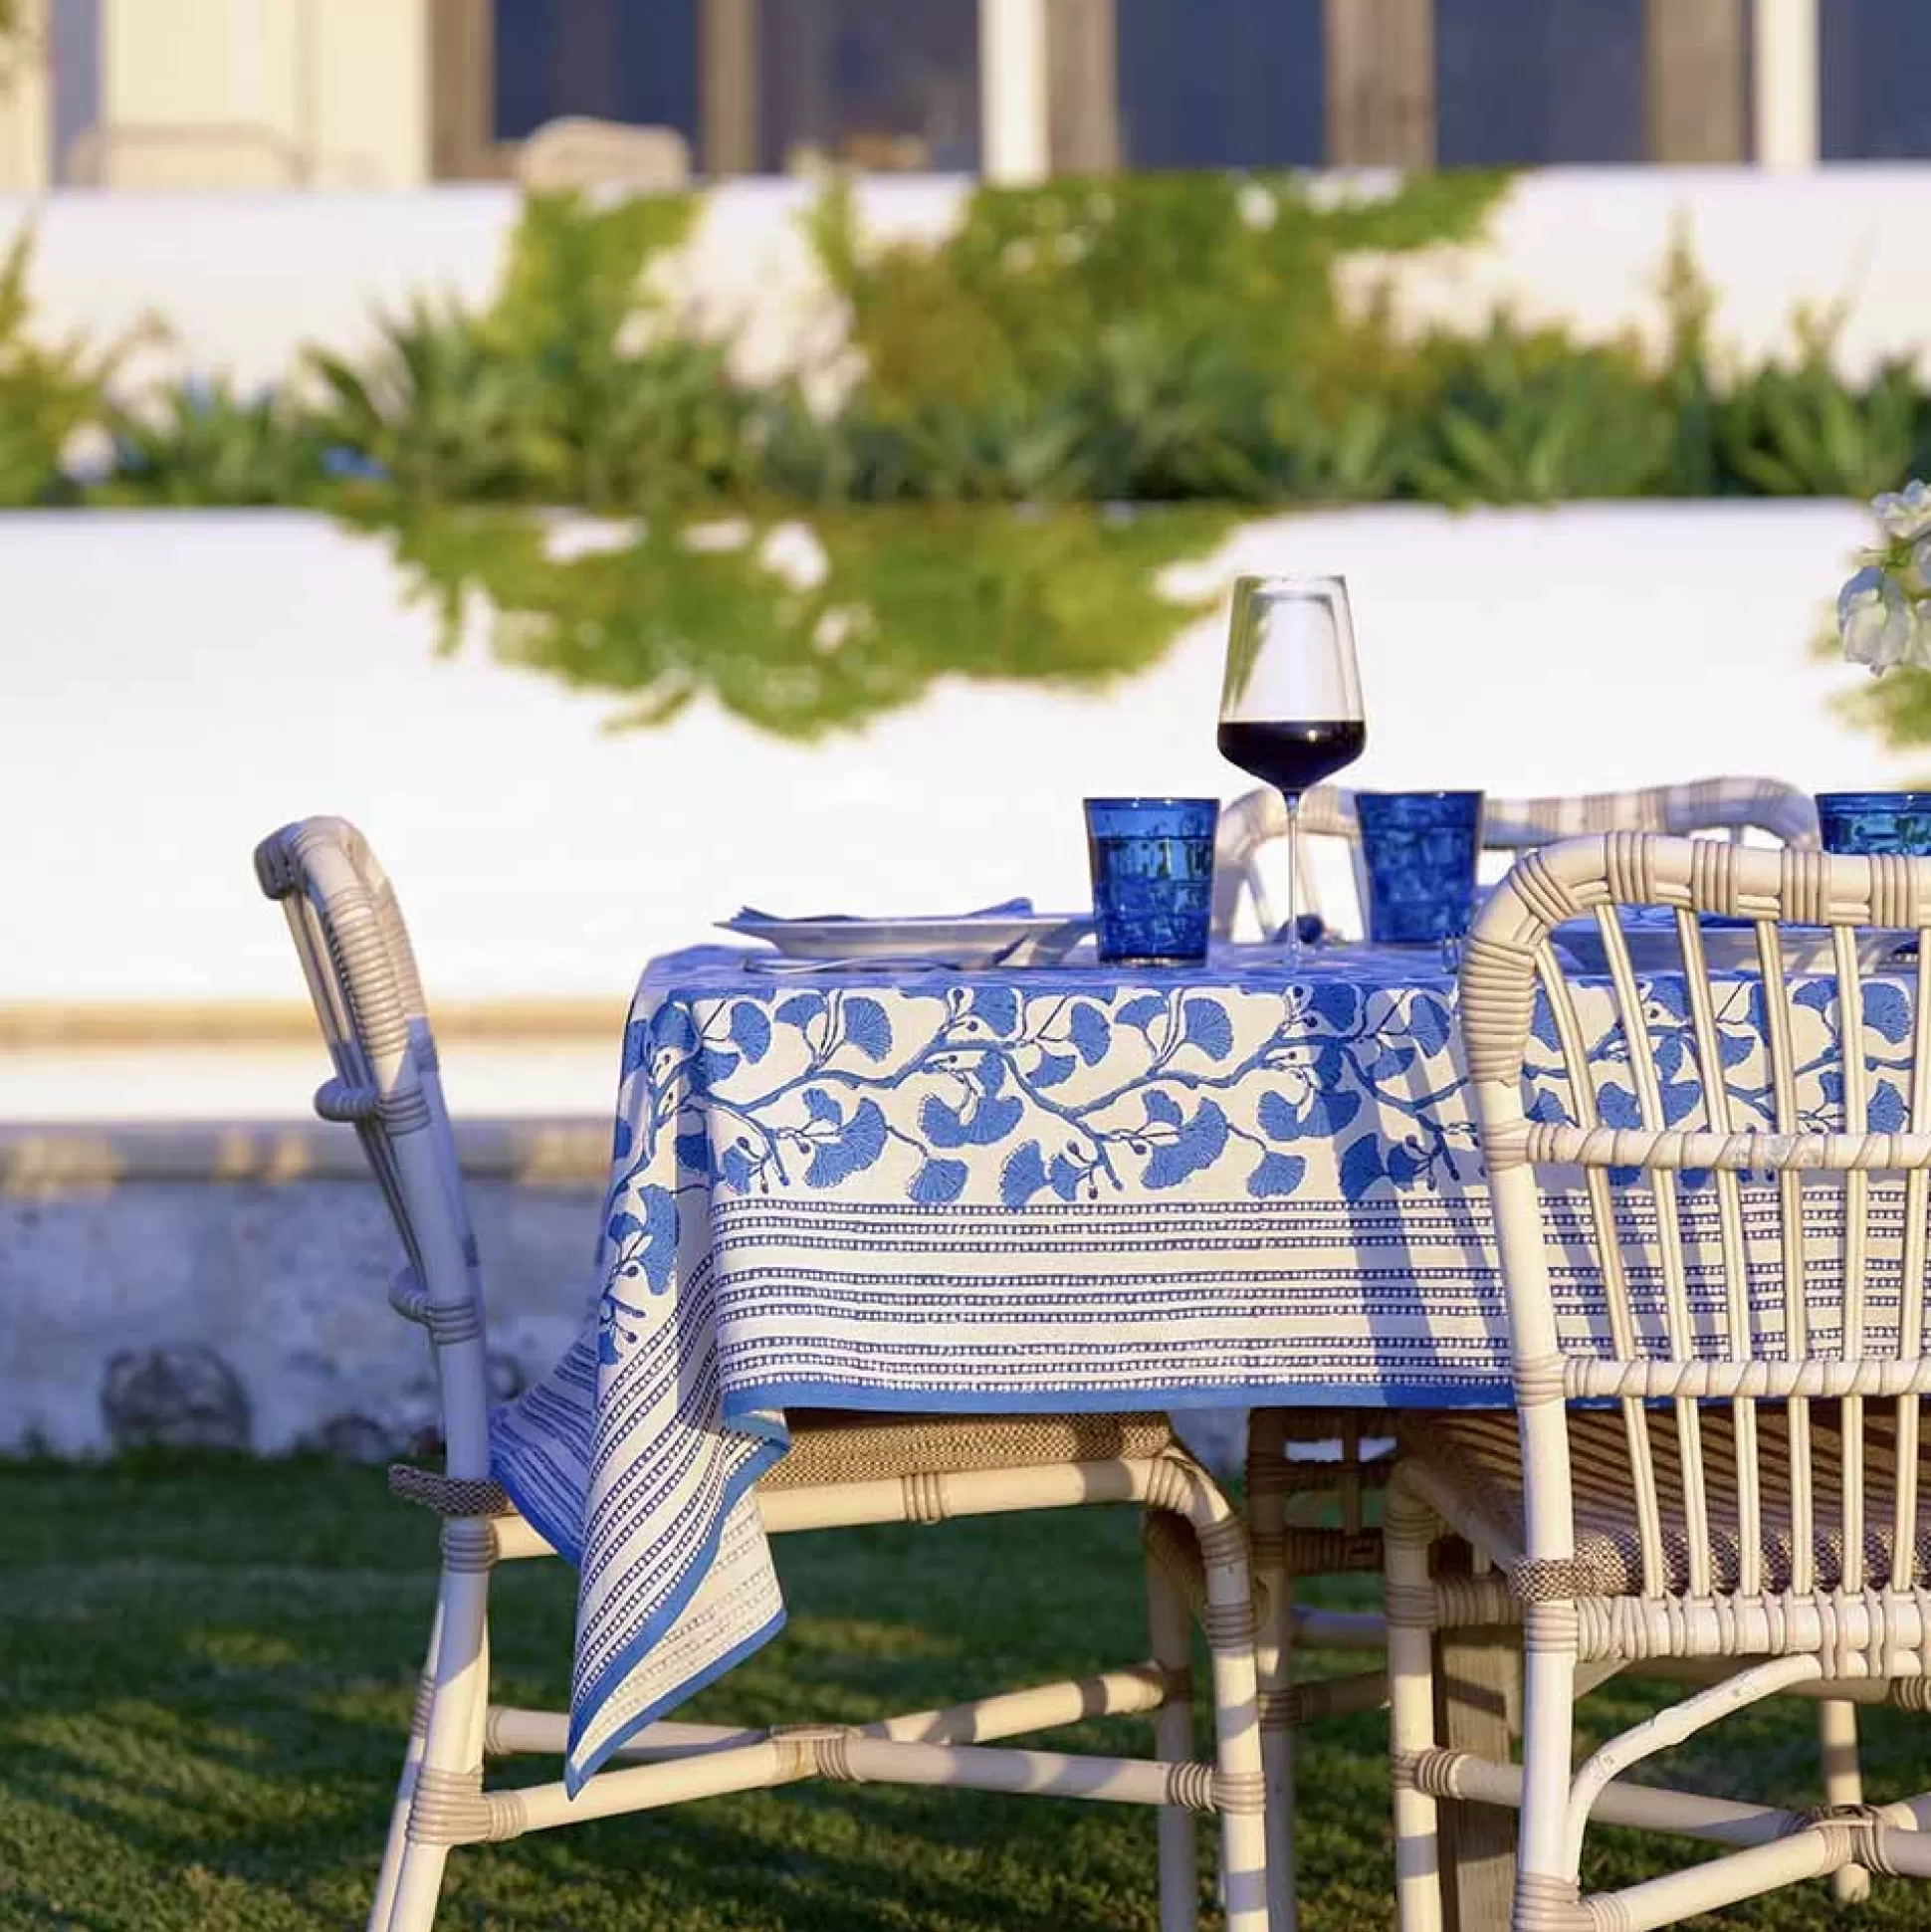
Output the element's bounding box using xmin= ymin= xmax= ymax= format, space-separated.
xmin=679 ymin=517 xmax=751 ymax=554
xmin=1053 ymin=230 xmax=1089 ymax=265
xmin=1911 ymin=536 xmax=1931 ymax=595
xmin=811 ymin=604 xmax=869 ymax=654
xmin=614 ymin=308 xmax=664 ymax=358
xmin=60 ymin=422 xmax=115 ymax=483
xmin=755 ymin=520 xmax=829 ymax=592
xmin=1000 ymin=238 xmax=1038 ymax=274
xmin=1237 ymin=182 xmax=1277 ymax=231
xmin=1872 ymin=479 xmax=1931 ymax=543
xmin=540 ymin=515 xmax=643 ymax=564
xmin=1839 ymin=565 xmax=1919 ymax=672
xmin=1301 ymin=168 xmax=1400 ymax=213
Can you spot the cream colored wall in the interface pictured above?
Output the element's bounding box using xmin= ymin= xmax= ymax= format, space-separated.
xmin=0 ymin=0 xmax=51 ymax=191
xmin=308 ymin=0 xmax=428 ymax=190
xmin=93 ymin=0 xmax=427 ymax=189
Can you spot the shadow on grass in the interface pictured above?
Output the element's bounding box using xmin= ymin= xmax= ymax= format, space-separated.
xmin=25 ymin=1456 xmax=1931 ymax=1928
xmin=0 ymin=1456 xmax=1243 ymax=1931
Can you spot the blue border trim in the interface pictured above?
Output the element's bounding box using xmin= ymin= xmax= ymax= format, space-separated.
xmin=720 ymin=1379 xmax=1515 ymax=1421
xmin=563 ymin=1424 xmax=792 ymax=1795
xmin=567 ymin=1604 xmax=788 ymax=1799
xmin=491 ymin=1434 xmax=587 ymax=1569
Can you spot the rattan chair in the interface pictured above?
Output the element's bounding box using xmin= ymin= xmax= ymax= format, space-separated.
xmin=1479 ymin=775 xmax=1820 ymax=855
xmin=1211 ymin=785 xmax=1363 ymax=943
xmin=1215 ymin=781 xmax=1824 ymax=1927
xmin=1213 ymin=776 xmax=1820 ymax=945
xmin=254 ymin=816 xmax=1268 ymax=1932
xmin=1388 ymin=833 xmax=1931 ymax=1929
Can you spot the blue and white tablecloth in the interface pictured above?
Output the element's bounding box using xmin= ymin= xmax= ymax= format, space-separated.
xmin=492 ymin=942 xmax=1922 ymax=1789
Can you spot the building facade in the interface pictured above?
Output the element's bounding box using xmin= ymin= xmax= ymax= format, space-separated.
xmin=0 ymin=0 xmax=1925 ymax=194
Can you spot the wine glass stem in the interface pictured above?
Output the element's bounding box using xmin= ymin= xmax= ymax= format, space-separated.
xmin=1283 ymin=790 xmax=1302 ymax=967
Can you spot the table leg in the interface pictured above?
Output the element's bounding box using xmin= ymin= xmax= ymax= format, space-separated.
xmin=1433 ymin=1622 xmax=1520 ymax=1930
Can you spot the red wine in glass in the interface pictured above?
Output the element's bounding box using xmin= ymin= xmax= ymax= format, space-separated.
xmin=1216 ymin=720 xmax=1367 ymax=797
xmin=1218 ymin=577 xmax=1367 ymax=962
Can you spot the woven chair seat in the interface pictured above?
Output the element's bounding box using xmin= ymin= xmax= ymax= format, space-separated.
xmin=761 ymin=1410 xmax=1176 ymax=1490
xmin=1404 ymin=1406 xmax=1931 ymax=1598
xmin=389 ymin=1413 xmax=1179 ymax=1521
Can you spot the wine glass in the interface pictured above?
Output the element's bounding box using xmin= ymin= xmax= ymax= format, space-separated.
xmin=1217 ymin=574 xmax=1366 ymax=966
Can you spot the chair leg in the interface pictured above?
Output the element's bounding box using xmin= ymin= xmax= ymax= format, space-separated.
xmin=1385 ymin=1478 xmax=1444 ymax=1932
xmin=384 ymin=1531 xmax=496 ymax=1932
xmin=367 ymin=1599 xmax=444 ymax=1932
xmin=1149 ymin=1544 xmax=1200 ymax=1932
xmin=1511 ymin=1613 xmax=1580 ymax=1932
xmin=1246 ymin=1413 xmax=1297 ymax=1932
xmin=1194 ymin=1517 xmax=1269 ymax=1931
xmin=1820 ymin=1698 xmax=1870 ymax=1906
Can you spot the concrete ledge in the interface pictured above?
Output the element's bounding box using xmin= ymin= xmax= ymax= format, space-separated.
xmin=0 ymin=997 xmax=623 ymax=1047
xmin=0 ymin=1117 xmax=610 ymax=1191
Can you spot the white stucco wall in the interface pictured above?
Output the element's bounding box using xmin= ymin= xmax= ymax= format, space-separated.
xmin=0 ymin=498 xmax=1897 ymax=1124
xmin=2 ymin=169 xmax=1930 ymax=397
xmin=0 ymin=495 xmax=1905 ymax=1452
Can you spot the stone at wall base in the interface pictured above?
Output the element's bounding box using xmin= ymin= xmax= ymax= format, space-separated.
xmin=101 ymin=1345 xmax=251 ymax=1452
xmin=3 ymin=1141 xmax=597 ymax=1459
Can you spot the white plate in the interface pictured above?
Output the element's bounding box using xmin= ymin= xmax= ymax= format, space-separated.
xmin=719 ymin=911 xmax=1095 ymax=968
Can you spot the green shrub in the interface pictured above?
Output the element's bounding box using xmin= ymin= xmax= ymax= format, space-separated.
xmin=0 ymin=230 xmax=123 ymax=507
xmin=1401 ymin=322 xmax=1680 ymax=505
xmin=98 ymin=377 xmax=331 ymax=507
xmin=307 ymin=194 xmax=748 ymax=509
xmin=8 ymin=173 xmax=1931 ymax=739
xmin=806 ymin=169 xmax=1509 ymax=507
xmin=375 ymin=500 xmax=1235 ymax=738
xmin=310 ymin=297 xmax=562 ymax=503
xmin=1715 ymin=322 xmax=1931 ymax=501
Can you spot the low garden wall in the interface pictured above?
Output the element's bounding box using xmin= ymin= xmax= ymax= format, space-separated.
xmin=0 ymin=1119 xmax=603 ymax=1459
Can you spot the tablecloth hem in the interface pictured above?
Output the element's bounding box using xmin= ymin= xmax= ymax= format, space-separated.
xmin=564 ymin=1603 xmax=788 ymax=1798
xmin=718 ymin=1377 xmax=1517 ymax=1418
xmin=564 ymin=1428 xmax=792 ymax=1793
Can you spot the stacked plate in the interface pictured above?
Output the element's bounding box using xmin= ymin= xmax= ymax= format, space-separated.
xmin=719 ymin=900 xmax=1094 ymax=970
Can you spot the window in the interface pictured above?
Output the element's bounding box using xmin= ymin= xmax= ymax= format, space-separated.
xmin=491 ymin=0 xmax=700 ymax=148
xmin=758 ymin=0 xmax=980 ymax=172
xmin=1117 ymin=0 xmax=1323 ymax=170
xmin=1435 ymin=0 xmax=1646 ymax=164
xmin=1823 ymin=0 xmax=1931 ymax=159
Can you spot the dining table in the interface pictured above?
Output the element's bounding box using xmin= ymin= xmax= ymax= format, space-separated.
xmin=492 ymin=928 xmax=1907 ymax=1925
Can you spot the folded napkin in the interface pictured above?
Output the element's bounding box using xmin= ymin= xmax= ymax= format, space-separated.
xmin=728 ymin=898 xmax=1034 ymax=925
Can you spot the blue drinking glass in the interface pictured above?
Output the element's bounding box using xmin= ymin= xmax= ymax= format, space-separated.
xmin=1358 ymin=790 xmax=1485 ymax=947
xmin=1816 ymin=791 xmax=1931 ymax=856
xmin=1084 ymin=798 xmax=1217 ymax=966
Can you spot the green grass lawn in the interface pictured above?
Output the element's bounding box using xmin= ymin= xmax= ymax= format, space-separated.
xmin=7 ymin=1459 xmax=1931 ymax=1930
